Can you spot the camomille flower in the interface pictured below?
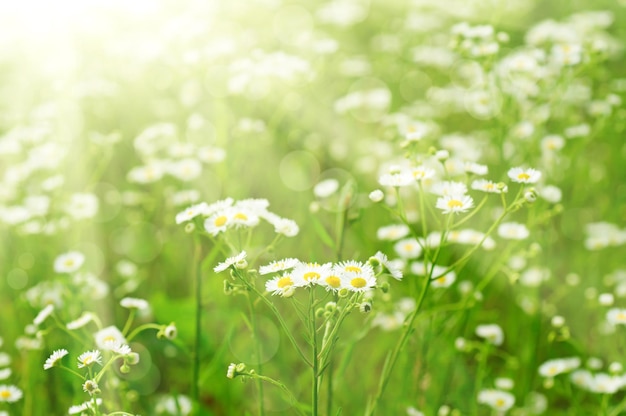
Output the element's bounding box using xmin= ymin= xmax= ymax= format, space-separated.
xmin=44 ymin=349 xmax=68 ymax=370
xmin=508 ymin=167 xmax=541 ymax=184
xmin=436 ymin=194 xmax=474 ymax=214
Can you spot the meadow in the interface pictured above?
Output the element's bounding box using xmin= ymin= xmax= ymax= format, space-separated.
xmin=0 ymin=0 xmax=625 ymax=415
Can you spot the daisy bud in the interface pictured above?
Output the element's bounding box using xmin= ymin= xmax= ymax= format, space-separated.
xmin=282 ymin=286 xmax=296 ymax=298
xmin=524 ymin=190 xmax=537 ymax=203
xmin=435 ymin=150 xmax=449 ymax=160
xmin=496 ymin=182 xmax=508 ymax=192
xmin=235 ymin=259 xmax=248 ymax=270
xmin=368 ymin=256 xmax=381 ymax=268
xmin=226 ymin=363 xmax=236 ymax=379
xmin=543 ymin=377 xmax=554 ymax=389
xmin=126 ymin=352 xmax=140 ymax=365
xmin=315 ymin=308 xmax=325 ymax=319
xmin=369 ymin=190 xmax=384 ymax=202
xmin=184 ymin=223 xmax=195 ymax=233
xmin=324 ymin=302 xmax=337 ymax=313
xmin=551 ymin=315 xmax=565 ymax=328
xmin=379 ymin=281 xmax=390 ymax=293
xmin=235 ymin=363 xmax=246 ymax=373
xmin=438 ymin=405 xmax=451 ymax=416
xmin=599 ymin=293 xmax=614 ymax=306
xmin=164 ymin=323 xmax=177 ymax=340
xmin=359 ymin=302 xmax=372 ymax=313
xmin=120 ymin=363 xmax=131 ymax=374
xmin=82 ymin=379 xmax=100 ymax=396
xmin=609 ymin=362 xmax=623 ymax=374
xmin=309 ymin=201 xmax=320 ymax=213
xmin=338 ymin=288 xmax=350 ymax=298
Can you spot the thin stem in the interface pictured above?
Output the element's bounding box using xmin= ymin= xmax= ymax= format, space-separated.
xmin=246 ymin=290 xmax=265 ymax=416
xmin=366 ymin=216 xmax=452 ymax=416
xmin=247 ymin=373 xmax=308 ymax=416
xmin=311 ymin=288 xmax=319 ymax=416
xmin=121 ymin=309 xmax=135 ymax=337
xmin=192 ymin=236 xmax=203 ymax=405
xmin=125 ymin=323 xmax=162 ymax=342
xmin=233 ymin=269 xmax=312 ymax=367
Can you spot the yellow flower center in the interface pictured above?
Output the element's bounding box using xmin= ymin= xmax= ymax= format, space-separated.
xmin=325 ymin=276 xmax=341 ymax=288
xmin=64 ymin=259 xmax=75 ymax=267
xmin=0 ymin=390 xmax=10 ymax=399
xmin=447 ymin=199 xmax=463 ymax=208
xmin=485 ymin=183 xmax=494 ymax=190
xmin=345 ymin=266 xmax=361 ymax=273
xmin=277 ymin=276 xmax=293 ymax=288
xmin=403 ymin=243 xmax=414 ymax=251
xmin=304 ymin=272 xmax=320 ymax=281
xmin=617 ymin=312 xmax=626 ymax=321
xmin=350 ymin=277 xmax=367 ymax=288
xmin=495 ymin=398 xmax=505 ymax=408
xmin=436 ymin=276 xmax=446 ymax=284
xmin=547 ymin=366 xmax=558 ymax=376
xmin=214 ymin=216 xmax=227 ymax=227
xmin=104 ymin=335 xmax=116 ymax=342
xmin=234 ymin=212 xmax=248 ymax=221
xmin=517 ymin=173 xmax=530 ymax=180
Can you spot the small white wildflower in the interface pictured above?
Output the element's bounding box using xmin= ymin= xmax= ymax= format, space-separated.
xmin=43 ymin=349 xmax=69 ymax=370
xmin=54 ymin=251 xmax=85 ymax=273
xmin=214 ymin=251 xmax=247 ymax=273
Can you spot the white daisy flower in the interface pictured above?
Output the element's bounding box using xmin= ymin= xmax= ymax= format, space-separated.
xmin=471 ymin=179 xmax=506 ymax=194
xmin=67 ymin=312 xmax=94 ymax=330
xmin=77 ymin=350 xmax=102 ymax=368
xmin=314 ymin=179 xmax=340 ymax=198
xmin=464 ymin=162 xmax=488 ymax=176
xmin=430 ymin=180 xmax=468 ymax=196
xmin=259 ymin=258 xmax=301 ymax=275
xmin=94 ymin=326 xmax=126 ymax=351
xmin=0 ymin=385 xmax=23 ymax=402
xmin=270 ymin=217 xmax=300 ymax=237
xmin=607 ymin=308 xmax=626 ymax=326
xmin=538 ymin=357 xmax=581 ymax=378
xmin=376 ymin=224 xmax=410 ymax=241
xmin=507 ymin=167 xmax=542 ymax=184
xmin=0 ymin=368 xmax=11 ymax=380
xmin=214 ymin=251 xmax=247 ymax=273
xmin=44 ymin=349 xmax=68 ymax=370
xmin=436 ymin=194 xmax=474 ymax=214
xmin=319 ymin=267 xmax=344 ymax=291
xmin=54 ymin=251 xmax=85 ymax=273
xmin=498 ymin=222 xmax=530 ymax=240
xmin=292 ymin=262 xmax=333 ymax=287
xmin=167 ymin=158 xmax=203 ymax=181
xmin=204 ymin=210 xmax=231 ymax=236
xmin=266 ymin=273 xmax=296 ymax=296
xmin=175 ymin=202 xmax=210 ymax=224
xmin=410 ymin=166 xmax=436 ymax=181
xmin=341 ymin=271 xmax=377 ymax=292
xmin=120 ymin=297 xmax=149 ymax=310
xmin=477 ymin=389 xmax=515 ymax=412
xmin=33 ymin=304 xmax=54 ymax=326
xmin=476 ymin=324 xmax=504 ymax=346
xmin=394 ymin=238 xmax=423 ymax=259
xmin=378 ymin=168 xmax=413 ymax=187
xmin=229 ymin=207 xmax=260 ymax=229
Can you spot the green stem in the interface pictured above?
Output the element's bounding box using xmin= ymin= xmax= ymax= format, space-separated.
xmin=121 ymin=310 xmax=135 ymax=337
xmin=233 ymin=270 xmax=312 ymax=367
xmin=192 ymin=236 xmax=203 ymax=405
xmin=472 ymin=342 xmax=491 ymax=416
xmin=311 ymin=288 xmax=319 ymax=416
xmin=246 ymin=291 xmax=265 ymax=416
xmin=125 ymin=323 xmax=162 ymax=342
xmin=247 ymin=373 xmax=308 ymax=416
